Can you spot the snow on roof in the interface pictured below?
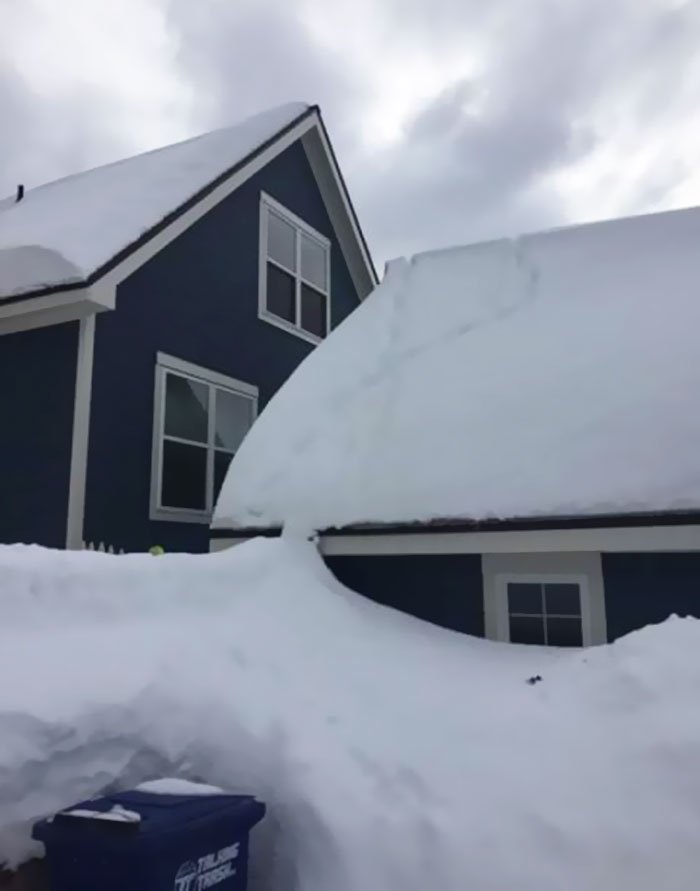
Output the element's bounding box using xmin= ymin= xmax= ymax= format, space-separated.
xmin=0 ymin=103 xmax=310 ymax=299
xmin=215 ymin=205 xmax=700 ymax=531
xmin=135 ymin=778 xmax=227 ymax=796
xmin=3 ymin=538 xmax=700 ymax=891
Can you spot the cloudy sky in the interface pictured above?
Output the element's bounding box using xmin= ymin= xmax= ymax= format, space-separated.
xmin=2 ymin=0 xmax=700 ymax=266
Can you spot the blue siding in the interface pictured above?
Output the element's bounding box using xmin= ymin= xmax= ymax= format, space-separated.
xmin=84 ymin=139 xmax=362 ymax=553
xmin=603 ymin=552 xmax=700 ymax=640
xmin=325 ymin=554 xmax=485 ymax=635
xmin=0 ymin=322 xmax=77 ymax=547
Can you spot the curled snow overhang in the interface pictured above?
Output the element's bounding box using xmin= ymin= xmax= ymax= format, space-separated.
xmin=0 ymin=245 xmax=85 ymax=302
xmin=214 ymin=204 xmax=700 ymax=529
xmin=0 ymin=246 xmax=114 ymax=334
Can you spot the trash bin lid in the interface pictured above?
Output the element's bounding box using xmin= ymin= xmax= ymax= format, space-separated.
xmin=33 ymin=790 xmax=265 ymax=846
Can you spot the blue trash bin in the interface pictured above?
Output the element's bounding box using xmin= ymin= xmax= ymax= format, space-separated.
xmin=32 ymin=788 xmax=265 ymax=891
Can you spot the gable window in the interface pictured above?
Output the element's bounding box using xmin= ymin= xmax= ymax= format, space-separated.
xmin=506 ymin=580 xmax=584 ymax=646
xmin=259 ymin=192 xmax=331 ymax=342
xmin=151 ymin=354 xmax=257 ymax=523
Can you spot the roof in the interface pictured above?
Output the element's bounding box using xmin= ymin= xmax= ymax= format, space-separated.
xmin=0 ymin=103 xmax=376 ymax=303
xmin=214 ymin=205 xmax=700 ymax=533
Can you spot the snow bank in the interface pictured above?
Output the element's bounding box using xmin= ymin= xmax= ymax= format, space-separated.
xmin=0 ymin=104 xmax=308 ymax=298
xmin=2 ymin=539 xmax=700 ymax=890
xmin=216 ymin=206 xmax=700 ymax=531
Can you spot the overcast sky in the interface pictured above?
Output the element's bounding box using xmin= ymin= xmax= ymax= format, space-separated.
xmin=2 ymin=0 xmax=700 ymax=267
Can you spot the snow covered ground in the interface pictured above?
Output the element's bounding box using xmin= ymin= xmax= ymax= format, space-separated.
xmin=1 ymin=539 xmax=700 ymax=890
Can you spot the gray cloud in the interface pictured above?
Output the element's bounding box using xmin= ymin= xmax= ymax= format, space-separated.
xmin=351 ymin=0 xmax=700 ymax=262
xmin=0 ymin=56 xmax=129 ymax=197
xmin=2 ymin=0 xmax=700 ymax=268
xmin=166 ymin=0 xmax=369 ymax=145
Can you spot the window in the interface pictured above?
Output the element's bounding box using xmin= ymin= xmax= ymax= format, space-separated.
xmin=151 ymin=354 xmax=258 ymax=523
xmin=259 ymin=192 xmax=330 ymax=342
xmin=483 ymin=556 xmax=605 ymax=647
xmin=507 ymin=581 xmax=583 ymax=646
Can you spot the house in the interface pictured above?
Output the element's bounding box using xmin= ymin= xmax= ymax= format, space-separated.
xmin=0 ymin=103 xmax=376 ymax=553
xmin=212 ymin=205 xmax=700 ymax=646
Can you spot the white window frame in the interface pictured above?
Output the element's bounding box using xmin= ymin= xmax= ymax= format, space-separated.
xmin=258 ymin=191 xmax=331 ymax=344
xmin=150 ymin=353 xmax=258 ymax=524
xmin=494 ymin=572 xmax=592 ymax=646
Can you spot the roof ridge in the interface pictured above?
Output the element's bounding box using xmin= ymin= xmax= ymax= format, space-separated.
xmin=13 ymin=103 xmax=312 ymax=203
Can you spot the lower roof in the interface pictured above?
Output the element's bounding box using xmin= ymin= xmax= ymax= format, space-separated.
xmin=214 ymin=204 xmax=700 ymax=533
xmin=211 ymin=509 xmax=700 ymax=539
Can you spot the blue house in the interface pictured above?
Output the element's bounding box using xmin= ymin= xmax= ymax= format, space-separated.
xmin=0 ymin=103 xmax=376 ymax=553
xmin=212 ymin=206 xmax=700 ymax=646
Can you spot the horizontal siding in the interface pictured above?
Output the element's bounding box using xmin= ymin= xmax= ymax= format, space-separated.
xmin=0 ymin=322 xmax=77 ymax=547
xmin=324 ymin=550 xmax=700 ymax=644
xmin=84 ymin=139 xmax=362 ymax=554
xmin=326 ymin=554 xmax=485 ymax=636
xmin=603 ymin=552 xmax=700 ymax=640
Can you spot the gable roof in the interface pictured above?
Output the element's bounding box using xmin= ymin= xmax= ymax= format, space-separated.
xmin=214 ymin=204 xmax=700 ymax=533
xmin=0 ymin=103 xmax=376 ymax=304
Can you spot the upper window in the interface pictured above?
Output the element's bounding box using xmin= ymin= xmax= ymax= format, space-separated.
xmin=259 ymin=193 xmax=331 ymax=342
xmin=506 ymin=580 xmax=584 ymax=647
xmin=151 ymin=354 xmax=258 ymax=523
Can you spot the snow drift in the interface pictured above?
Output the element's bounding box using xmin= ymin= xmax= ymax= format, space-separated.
xmin=1 ymin=539 xmax=700 ymax=891
xmin=215 ymin=205 xmax=700 ymax=531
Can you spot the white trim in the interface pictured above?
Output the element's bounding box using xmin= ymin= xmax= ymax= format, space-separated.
xmin=1 ymin=112 xmax=376 ymax=335
xmin=300 ymin=122 xmax=377 ymax=297
xmin=481 ymin=552 xmax=607 ymax=645
xmin=65 ymin=314 xmax=96 ymax=548
xmin=494 ymin=572 xmax=591 ymax=645
xmin=261 ymin=192 xmax=331 ymax=246
xmin=318 ymin=524 xmax=700 ymax=555
xmin=258 ymin=309 xmax=324 ymax=345
xmin=150 ymin=354 xmax=258 ymax=524
xmin=0 ymin=288 xmax=113 ymax=336
xmin=155 ymin=352 xmax=259 ymax=397
xmin=258 ymin=192 xmax=331 ymax=343
xmin=96 ymin=116 xmax=319 ymax=294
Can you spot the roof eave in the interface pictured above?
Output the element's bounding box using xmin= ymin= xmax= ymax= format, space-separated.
xmin=1 ymin=104 xmax=378 ymax=307
xmin=210 ymin=507 xmax=700 ymax=540
xmin=0 ymin=282 xmax=114 ymax=334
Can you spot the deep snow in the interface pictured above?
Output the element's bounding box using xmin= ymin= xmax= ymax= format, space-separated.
xmin=2 ymin=539 xmax=700 ymax=890
xmin=215 ymin=205 xmax=700 ymax=532
xmin=0 ymin=103 xmax=308 ymax=298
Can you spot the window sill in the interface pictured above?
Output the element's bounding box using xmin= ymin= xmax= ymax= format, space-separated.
xmin=258 ymin=309 xmax=324 ymax=345
xmin=149 ymin=506 xmax=213 ymax=525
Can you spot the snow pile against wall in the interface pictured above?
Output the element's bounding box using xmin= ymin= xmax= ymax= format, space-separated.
xmin=2 ymin=540 xmax=700 ymax=890
xmin=216 ymin=206 xmax=700 ymax=531
xmin=0 ymin=103 xmax=308 ymax=298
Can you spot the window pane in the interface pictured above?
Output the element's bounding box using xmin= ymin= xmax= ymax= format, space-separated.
xmin=161 ymin=440 xmax=207 ymax=510
xmin=544 ymin=584 xmax=581 ymax=616
xmin=267 ymin=210 xmax=296 ymax=270
xmin=507 ymin=583 xmax=542 ymax=615
xmin=301 ymin=284 xmax=327 ymax=338
xmin=300 ymin=233 xmax=327 ymax=290
xmin=546 ymin=617 xmax=583 ymax=647
xmin=214 ymin=450 xmax=233 ymax=501
xmin=509 ymin=615 xmax=546 ymax=645
xmin=215 ymin=390 xmax=254 ymax=450
xmin=267 ymin=263 xmax=296 ymax=323
xmin=164 ymin=373 xmax=208 ymax=443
